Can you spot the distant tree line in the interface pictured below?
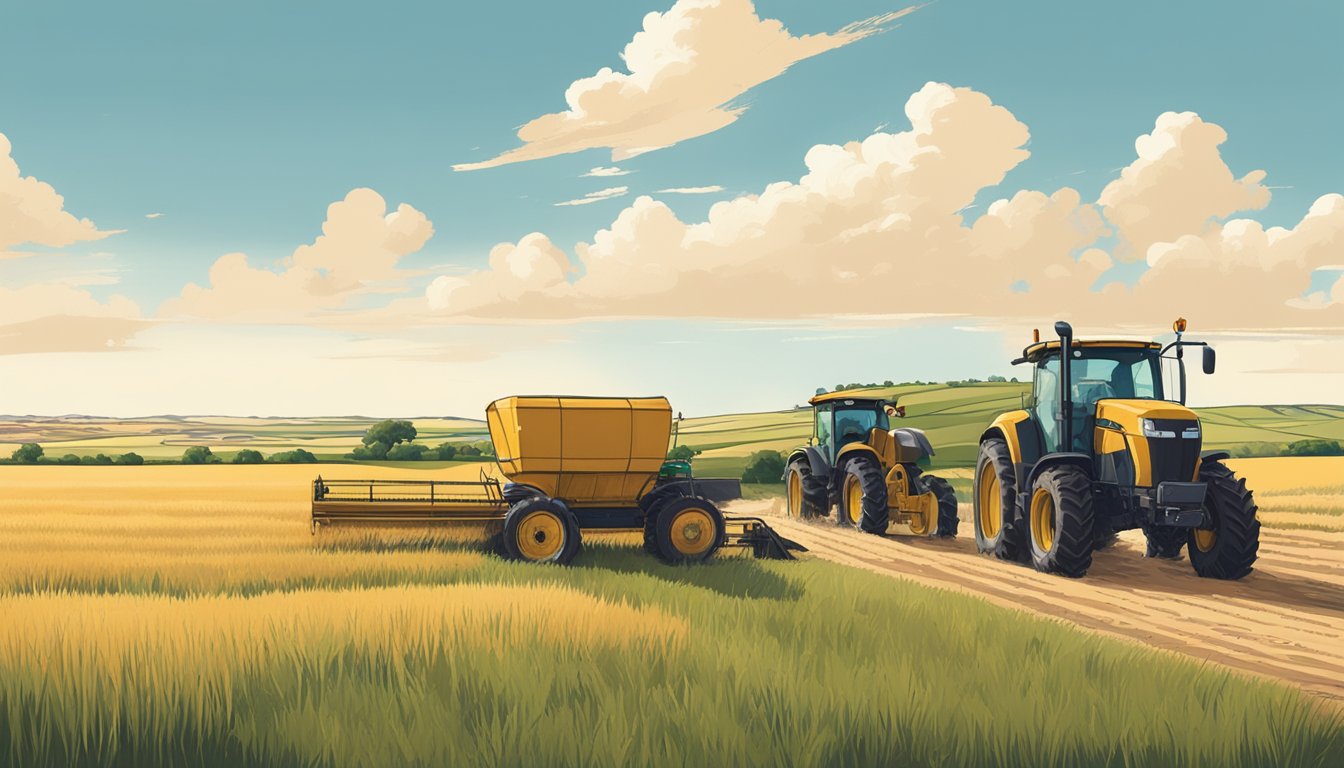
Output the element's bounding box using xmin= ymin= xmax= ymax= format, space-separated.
xmin=826 ymin=376 xmax=1018 ymax=393
xmin=346 ymin=419 xmax=494 ymax=462
xmin=3 ymin=442 xmax=317 ymax=465
xmin=1231 ymin=439 xmax=1344 ymax=458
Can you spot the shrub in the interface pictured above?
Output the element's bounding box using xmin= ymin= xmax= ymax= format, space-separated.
xmin=741 ymin=450 xmax=786 ymax=484
xmin=386 ymin=443 xmax=427 ymax=461
xmin=667 ymin=445 xmax=701 ymax=460
xmin=269 ymin=449 xmax=317 ymax=464
xmin=12 ymin=443 xmax=43 ymax=464
xmin=232 ymin=449 xmax=265 ymax=464
xmin=457 ymin=444 xmax=482 ymax=458
xmin=181 ymin=446 xmax=220 ymax=465
xmin=349 ymin=443 xmax=388 ymax=461
xmin=1283 ymin=439 xmax=1344 ymax=457
xmin=434 ymin=443 xmax=457 ymax=461
xmin=59 ymin=454 xmax=82 ymax=465
xmin=117 ymin=453 xmax=145 ymax=466
xmin=361 ymin=420 xmax=416 ymax=455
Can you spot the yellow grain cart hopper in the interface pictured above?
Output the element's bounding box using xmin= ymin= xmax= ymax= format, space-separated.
xmin=312 ymin=395 xmax=804 ymax=565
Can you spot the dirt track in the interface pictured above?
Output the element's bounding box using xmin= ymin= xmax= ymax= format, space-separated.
xmin=730 ymin=499 xmax=1344 ymax=705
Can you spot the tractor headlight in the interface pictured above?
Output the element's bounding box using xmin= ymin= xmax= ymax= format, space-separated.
xmin=1182 ymin=425 xmax=1202 ymax=439
xmin=1141 ymin=419 xmax=1176 ymax=439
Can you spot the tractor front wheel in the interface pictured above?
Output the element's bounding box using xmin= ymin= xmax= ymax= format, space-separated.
xmin=1025 ymin=466 xmax=1095 ymax=578
xmin=923 ymin=474 xmax=959 ymax=538
xmin=654 ymin=497 xmax=726 ymax=564
xmin=785 ymin=457 xmax=828 ymax=519
xmin=1189 ymin=461 xmax=1260 ymax=579
xmin=973 ymin=439 xmax=1025 ymax=560
xmin=502 ymin=496 xmax=581 ymax=565
xmin=839 ymin=455 xmax=888 ymax=534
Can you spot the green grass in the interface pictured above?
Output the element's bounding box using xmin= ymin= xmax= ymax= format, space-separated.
xmin=3 ymin=538 xmax=1339 ymax=767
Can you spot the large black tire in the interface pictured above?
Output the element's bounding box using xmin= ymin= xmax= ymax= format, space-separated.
xmin=655 ymin=496 xmax=726 ymax=564
xmin=1189 ymin=461 xmax=1260 ymax=579
xmin=501 ymin=496 xmax=581 ymax=565
xmin=923 ymin=474 xmax=959 ymax=538
xmin=1142 ymin=524 xmax=1186 ymax=559
xmin=973 ymin=439 xmax=1025 ymax=560
xmin=838 ymin=454 xmax=888 ymax=534
xmin=1026 ymin=466 xmax=1095 ymax=578
xmin=784 ymin=457 xmax=828 ymax=519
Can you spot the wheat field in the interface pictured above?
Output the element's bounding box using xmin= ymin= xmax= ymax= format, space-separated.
xmin=1 ymin=464 xmax=1340 ymax=767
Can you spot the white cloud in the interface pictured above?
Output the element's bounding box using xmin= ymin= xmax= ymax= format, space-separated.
xmin=554 ymin=186 xmax=630 ymax=207
xmin=583 ymin=166 xmax=631 ymax=178
xmin=0 ymin=282 xmax=145 ymax=355
xmin=1 ymin=132 xmax=120 ymax=257
xmin=454 ymin=0 xmax=917 ymax=171
xmin=1098 ymin=111 xmax=1270 ymax=262
xmin=656 ymin=186 xmax=725 ymax=194
xmin=161 ymin=188 xmax=433 ymax=322
xmin=145 ymin=212 xmax=164 ymax=219
xmin=424 ymin=82 xmax=1344 ymax=338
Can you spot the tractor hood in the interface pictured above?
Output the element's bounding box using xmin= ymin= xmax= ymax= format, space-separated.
xmin=1094 ymin=400 xmax=1199 ymax=435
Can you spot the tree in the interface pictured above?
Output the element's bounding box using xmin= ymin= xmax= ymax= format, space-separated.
xmin=94 ymin=453 xmax=114 ymax=465
xmin=667 ymin=445 xmax=701 ymax=460
xmin=270 ymin=449 xmax=317 ymax=463
xmin=12 ymin=443 xmax=43 ymax=464
xmin=741 ymin=450 xmax=786 ymax=484
xmin=182 ymin=446 xmax=220 ymax=464
xmin=434 ymin=443 xmax=458 ymax=461
xmin=457 ymin=444 xmax=482 ymax=458
xmin=59 ymin=453 xmax=82 ymax=465
xmin=386 ymin=442 xmax=427 ymax=461
xmin=232 ymin=449 xmax=265 ymax=464
xmin=117 ymin=452 xmax=145 ymax=466
xmin=988 ymin=375 xmax=1008 ymax=383
xmin=882 ymin=380 xmax=895 ymax=387
xmin=362 ymin=420 xmax=417 ymax=452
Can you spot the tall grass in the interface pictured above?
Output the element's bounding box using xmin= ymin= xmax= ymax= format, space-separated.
xmin=0 ymin=466 xmax=1340 ymax=766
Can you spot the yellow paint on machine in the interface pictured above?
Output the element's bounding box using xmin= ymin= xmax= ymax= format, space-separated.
xmin=1094 ymin=400 xmax=1201 ymax=486
xmin=986 ymin=409 xmax=1031 ymax=466
xmin=486 ymin=396 xmax=673 ymax=506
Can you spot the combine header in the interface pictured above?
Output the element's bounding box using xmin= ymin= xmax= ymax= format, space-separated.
xmin=312 ymin=396 xmax=805 ymax=565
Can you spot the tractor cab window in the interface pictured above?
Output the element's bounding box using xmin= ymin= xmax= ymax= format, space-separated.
xmin=1036 ymin=348 xmax=1165 ymax=453
xmin=833 ymin=404 xmax=886 ymax=451
xmin=814 ymin=405 xmax=833 ymax=460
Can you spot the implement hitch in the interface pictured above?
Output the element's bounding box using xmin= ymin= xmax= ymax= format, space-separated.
xmin=722 ymin=516 xmax=808 ymax=560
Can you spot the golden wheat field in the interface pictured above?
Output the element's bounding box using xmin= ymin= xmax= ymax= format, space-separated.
xmin=1227 ymin=457 xmax=1344 ymax=532
xmin=2 ymin=463 xmax=1341 ymax=767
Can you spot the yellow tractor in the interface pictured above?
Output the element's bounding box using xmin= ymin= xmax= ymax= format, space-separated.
xmin=974 ymin=319 xmax=1259 ymax=579
xmin=784 ymin=392 xmax=958 ymax=536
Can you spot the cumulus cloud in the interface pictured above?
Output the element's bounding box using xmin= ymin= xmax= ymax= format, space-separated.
xmin=0 ymin=282 xmax=145 ymax=355
xmin=454 ymin=0 xmax=917 ymax=171
xmin=583 ymin=166 xmax=631 ymax=178
xmin=161 ymin=188 xmax=433 ymax=322
xmin=656 ymin=186 xmax=725 ymax=194
xmin=554 ymin=186 xmax=630 ymax=207
xmin=1 ymin=132 xmax=120 ymax=257
xmin=425 ymin=82 xmax=1344 ymax=336
xmin=1099 ymin=112 xmax=1271 ymax=262
xmin=145 ymin=212 xmax=164 ymax=219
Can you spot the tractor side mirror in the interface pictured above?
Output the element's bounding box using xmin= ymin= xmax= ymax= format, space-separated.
xmin=1202 ymin=345 xmax=1216 ymax=375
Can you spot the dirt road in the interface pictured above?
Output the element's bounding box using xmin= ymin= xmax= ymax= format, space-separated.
xmin=731 ymin=499 xmax=1344 ymax=704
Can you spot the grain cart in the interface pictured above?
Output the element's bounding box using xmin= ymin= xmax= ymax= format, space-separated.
xmin=974 ymin=319 xmax=1259 ymax=579
xmin=784 ymin=392 xmax=959 ymax=537
xmin=311 ymin=396 xmax=804 ymax=565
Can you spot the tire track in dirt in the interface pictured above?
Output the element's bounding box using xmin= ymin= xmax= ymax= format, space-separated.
xmin=733 ymin=500 xmax=1344 ymax=705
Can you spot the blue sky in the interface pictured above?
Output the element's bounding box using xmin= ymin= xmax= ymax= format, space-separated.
xmin=1 ymin=1 xmax=1341 ymax=416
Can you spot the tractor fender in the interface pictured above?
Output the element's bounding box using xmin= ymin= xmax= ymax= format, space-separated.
xmin=1200 ymin=450 xmax=1231 ymax=463
xmin=786 ymin=446 xmax=833 ymax=482
xmin=835 ymin=442 xmax=880 ymax=472
xmin=1026 ymin=452 xmax=1093 ymax=490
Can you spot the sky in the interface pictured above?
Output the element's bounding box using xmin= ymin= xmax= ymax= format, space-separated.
xmin=1 ymin=0 xmax=1341 ymax=417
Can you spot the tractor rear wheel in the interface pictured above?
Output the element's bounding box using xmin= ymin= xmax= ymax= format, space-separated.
xmin=1026 ymin=466 xmax=1094 ymax=577
xmin=502 ymin=496 xmax=581 ymax=565
xmin=838 ymin=455 xmax=888 ymax=534
xmin=655 ymin=497 xmax=726 ymax=564
xmin=1189 ymin=461 xmax=1260 ymax=579
xmin=923 ymin=474 xmax=959 ymax=538
xmin=785 ymin=457 xmax=828 ymax=519
xmin=1142 ymin=524 xmax=1186 ymax=559
xmin=973 ymin=439 xmax=1025 ymax=560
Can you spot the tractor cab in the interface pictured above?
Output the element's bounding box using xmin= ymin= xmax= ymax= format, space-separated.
xmin=809 ymin=394 xmax=891 ymax=462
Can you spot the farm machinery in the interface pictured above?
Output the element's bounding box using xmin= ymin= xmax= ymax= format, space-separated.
xmin=974 ymin=319 xmax=1259 ymax=579
xmin=311 ymin=396 xmax=805 ymax=565
xmin=784 ymin=392 xmax=959 ymax=537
